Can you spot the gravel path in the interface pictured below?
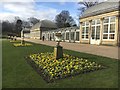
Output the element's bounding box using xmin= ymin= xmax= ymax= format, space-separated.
xmin=20 ymin=38 xmax=119 ymax=59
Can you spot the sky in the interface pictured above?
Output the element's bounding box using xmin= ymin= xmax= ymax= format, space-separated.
xmin=0 ymin=0 xmax=82 ymax=25
xmin=0 ymin=0 xmax=114 ymax=25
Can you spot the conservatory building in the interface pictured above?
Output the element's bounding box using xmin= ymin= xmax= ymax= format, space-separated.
xmin=29 ymin=20 xmax=57 ymax=40
xmin=28 ymin=20 xmax=80 ymax=43
xmin=79 ymin=1 xmax=119 ymax=46
xmin=42 ymin=27 xmax=80 ymax=43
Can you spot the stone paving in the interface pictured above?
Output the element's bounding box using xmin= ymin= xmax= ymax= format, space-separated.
xmin=22 ymin=38 xmax=119 ymax=59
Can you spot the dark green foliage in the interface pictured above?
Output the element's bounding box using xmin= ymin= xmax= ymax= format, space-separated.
xmin=55 ymin=10 xmax=76 ymax=28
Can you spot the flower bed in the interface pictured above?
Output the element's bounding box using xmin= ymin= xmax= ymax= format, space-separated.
xmin=13 ymin=43 xmax=32 ymax=47
xmin=26 ymin=52 xmax=105 ymax=83
xmin=10 ymin=40 xmax=21 ymax=43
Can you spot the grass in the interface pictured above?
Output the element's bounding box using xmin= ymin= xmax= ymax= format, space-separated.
xmin=2 ymin=39 xmax=118 ymax=88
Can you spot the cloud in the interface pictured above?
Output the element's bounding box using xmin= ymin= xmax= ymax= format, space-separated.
xmin=1 ymin=0 xmax=34 ymax=2
xmin=1 ymin=0 xmax=85 ymax=3
xmin=1 ymin=0 xmax=119 ymax=3
xmin=0 ymin=1 xmax=58 ymax=21
xmin=0 ymin=13 xmax=17 ymax=21
xmin=3 ymin=2 xmax=35 ymax=13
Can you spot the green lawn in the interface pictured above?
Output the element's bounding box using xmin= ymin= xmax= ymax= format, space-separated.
xmin=2 ymin=39 xmax=118 ymax=88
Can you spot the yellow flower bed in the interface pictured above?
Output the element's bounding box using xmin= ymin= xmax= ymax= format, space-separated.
xmin=27 ymin=52 xmax=105 ymax=82
xmin=10 ymin=40 xmax=21 ymax=43
xmin=13 ymin=43 xmax=32 ymax=47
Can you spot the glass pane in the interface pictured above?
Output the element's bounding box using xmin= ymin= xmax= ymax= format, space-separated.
xmin=50 ymin=34 xmax=52 ymax=37
xmin=76 ymin=32 xmax=79 ymax=41
xmin=82 ymin=35 xmax=84 ymax=39
xmin=110 ymin=16 xmax=115 ymax=22
xmin=96 ymin=26 xmax=100 ymax=31
xmin=71 ymin=32 xmax=74 ymax=40
xmin=96 ymin=26 xmax=100 ymax=39
xmin=103 ymin=34 xmax=108 ymax=39
xmin=66 ymin=33 xmax=69 ymax=40
xmin=109 ymin=34 xmax=115 ymax=39
xmin=48 ymin=34 xmax=49 ymax=39
xmin=62 ymin=33 xmax=64 ymax=39
xmin=86 ymin=27 xmax=89 ymax=33
xmin=82 ymin=27 xmax=85 ymax=34
xmin=104 ymin=17 xmax=109 ymax=23
xmin=52 ymin=33 xmax=54 ymax=38
xmin=97 ymin=19 xmax=100 ymax=24
xmin=86 ymin=35 xmax=88 ymax=39
xmin=104 ymin=24 xmax=108 ymax=33
xmin=92 ymin=20 xmax=95 ymax=25
xmin=96 ymin=35 xmax=100 ymax=39
xmin=110 ymin=24 xmax=115 ymax=33
xmin=86 ymin=21 xmax=89 ymax=26
xmin=92 ymin=27 xmax=95 ymax=39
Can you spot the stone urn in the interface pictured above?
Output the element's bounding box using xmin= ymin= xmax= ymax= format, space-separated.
xmin=54 ymin=33 xmax=63 ymax=59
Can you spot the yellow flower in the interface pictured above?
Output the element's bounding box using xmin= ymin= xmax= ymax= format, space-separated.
xmin=13 ymin=43 xmax=32 ymax=47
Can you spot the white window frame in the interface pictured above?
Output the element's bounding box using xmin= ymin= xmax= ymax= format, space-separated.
xmin=91 ymin=19 xmax=101 ymax=40
xmin=103 ymin=16 xmax=116 ymax=40
xmin=65 ymin=30 xmax=70 ymax=42
xmin=75 ymin=30 xmax=80 ymax=42
xmin=82 ymin=21 xmax=89 ymax=40
xmin=61 ymin=31 xmax=65 ymax=41
xmin=52 ymin=32 xmax=55 ymax=41
xmin=70 ymin=31 xmax=75 ymax=41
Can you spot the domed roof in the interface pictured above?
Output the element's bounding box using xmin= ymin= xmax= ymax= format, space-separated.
xmin=40 ymin=20 xmax=57 ymax=28
xmin=80 ymin=1 xmax=119 ymax=18
xmin=31 ymin=20 xmax=57 ymax=30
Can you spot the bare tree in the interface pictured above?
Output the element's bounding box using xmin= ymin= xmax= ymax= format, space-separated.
xmin=78 ymin=0 xmax=99 ymax=16
xmin=78 ymin=0 xmax=99 ymax=8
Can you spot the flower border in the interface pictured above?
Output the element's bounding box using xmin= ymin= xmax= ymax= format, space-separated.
xmin=26 ymin=53 xmax=106 ymax=83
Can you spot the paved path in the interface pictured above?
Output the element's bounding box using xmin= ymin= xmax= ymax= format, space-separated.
xmin=22 ymin=38 xmax=119 ymax=59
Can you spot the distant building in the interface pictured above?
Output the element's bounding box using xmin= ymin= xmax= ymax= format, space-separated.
xmin=79 ymin=1 xmax=119 ymax=46
xmin=22 ymin=28 xmax=30 ymax=38
xmin=27 ymin=19 xmax=80 ymax=43
xmin=29 ymin=20 xmax=57 ymax=39
xmin=42 ymin=27 xmax=80 ymax=43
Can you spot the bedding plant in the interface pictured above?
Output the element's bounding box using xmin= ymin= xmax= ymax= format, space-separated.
xmin=10 ymin=40 xmax=21 ymax=43
xmin=27 ymin=52 xmax=105 ymax=82
xmin=13 ymin=43 xmax=32 ymax=47
xmin=9 ymin=40 xmax=32 ymax=47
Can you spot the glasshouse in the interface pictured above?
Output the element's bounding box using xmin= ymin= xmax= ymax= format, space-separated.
xmin=23 ymin=1 xmax=119 ymax=46
xmin=29 ymin=20 xmax=57 ymax=40
xmin=79 ymin=1 xmax=119 ymax=45
xmin=42 ymin=27 xmax=80 ymax=43
xmin=24 ymin=20 xmax=80 ymax=43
